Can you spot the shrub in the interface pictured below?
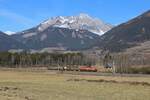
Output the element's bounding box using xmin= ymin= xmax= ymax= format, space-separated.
xmin=127 ymin=67 xmax=150 ymax=74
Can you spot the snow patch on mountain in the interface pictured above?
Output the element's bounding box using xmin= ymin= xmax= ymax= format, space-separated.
xmin=5 ymin=31 xmax=15 ymax=35
xmin=41 ymin=34 xmax=47 ymax=41
xmin=23 ymin=32 xmax=37 ymax=38
xmin=72 ymin=31 xmax=76 ymax=38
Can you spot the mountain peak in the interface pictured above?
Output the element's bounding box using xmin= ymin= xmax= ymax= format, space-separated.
xmin=38 ymin=14 xmax=113 ymax=36
xmin=78 ymin=13 xmax=91 ymax=19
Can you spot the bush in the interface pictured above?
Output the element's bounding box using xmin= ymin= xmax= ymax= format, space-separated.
xmin=127 ymin=67 xmax=150 ymax=74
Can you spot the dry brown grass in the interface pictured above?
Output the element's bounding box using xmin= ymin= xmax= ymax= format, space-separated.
xmin=0 ymin=70 xmax=150 ymax=100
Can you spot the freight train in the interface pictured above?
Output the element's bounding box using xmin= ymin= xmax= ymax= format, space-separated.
xmin=48 ymin=65 xmax=98 ymax=72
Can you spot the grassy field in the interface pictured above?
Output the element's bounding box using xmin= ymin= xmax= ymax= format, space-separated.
xmin=0 ymin=70 xmax=150 ymax=100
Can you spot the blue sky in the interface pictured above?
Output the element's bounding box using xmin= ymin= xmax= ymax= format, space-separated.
xmin=0 ymin=0 xmax=150 ymax=33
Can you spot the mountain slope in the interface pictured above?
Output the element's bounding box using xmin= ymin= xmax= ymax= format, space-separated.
xmin=0 ymin=31 xmax=25 ymax=51
xmin=99 ymin=10 xmax=150 ymax=52
xmin=12 ymin=27 xmax=100 ymax=51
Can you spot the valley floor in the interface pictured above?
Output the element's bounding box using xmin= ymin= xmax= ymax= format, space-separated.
xmin=0 ymin=70 xmax=150 ymax=100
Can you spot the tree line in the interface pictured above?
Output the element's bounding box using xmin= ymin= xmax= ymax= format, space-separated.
xmin=0 ymin=52 xmax=96 ymax=69
xmin=103 ymin=53 xmax=150 ymax=74
xmin=0 ymin=51 xmax=150 ymax=74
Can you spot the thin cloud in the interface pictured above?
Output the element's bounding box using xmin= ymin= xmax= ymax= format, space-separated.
xmin=0 ymin=9 xmax=34 ymax=25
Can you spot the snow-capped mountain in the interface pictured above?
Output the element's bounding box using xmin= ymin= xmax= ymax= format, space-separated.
xmin=38 ymin=13 xmax=113 ymax=36
xmin=11 ymin=13 xmax=112 ymax=51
